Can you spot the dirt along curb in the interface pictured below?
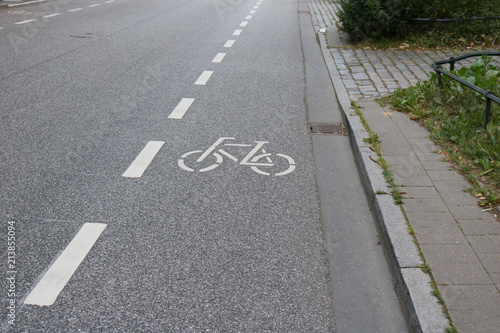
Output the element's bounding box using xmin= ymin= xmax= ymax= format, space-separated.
xmin=307 ymin=9 xmax=449 ymax=333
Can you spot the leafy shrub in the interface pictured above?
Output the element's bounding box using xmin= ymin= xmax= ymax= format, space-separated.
xmin=336 ymin=0 xmax=413 ymax=41
xmin=336 ymin=0 xmax=500 ymax=42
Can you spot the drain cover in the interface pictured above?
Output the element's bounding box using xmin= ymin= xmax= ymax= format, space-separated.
xmin=309 ymin=122 xmax=345 ymax=135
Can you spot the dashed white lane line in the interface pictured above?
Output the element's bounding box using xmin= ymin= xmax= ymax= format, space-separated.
xmin=89 ymin=4 xmax=101 ymax=7
xmin=168 ymin=98 xmax=195 ymax=120
xmin=245 ymin=15 xmax=252 ymax=20
xmin=122 ymin=141 xmax=165 ymax=177
xmin=24 ymin=223 xmax=107 ymax=306
xmin=250 ymin=10 xmax=256 ymax=14
xmin=257 ymin=1 xmax=262 ymax=4
xmin=15 ymin=19 xmax=35 ymax=25
xmin=253 ymin=6 xmax=259 ymax=9
xmin=224 ymin=39 xmax=235 ymax=47
xmin=233 ymin=29 xmax=242 ymax=36
xmin=195 ymin=71 xmax=214 ymax=85
xmin=240 ymin=21 xmax=248 ymax=27
xmin=43 ymin=13 xmax=62 ymax=18
xmin=105 ymin=0 xmax=115 ymax=2
xmin=212 ymin=53 xmax=226 ymax=63
xmin=68 ymin=8 xmax=83 ymax=12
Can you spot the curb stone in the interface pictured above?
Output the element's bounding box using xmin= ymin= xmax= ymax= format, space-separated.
xmin=307 ymin=4 xmax=449 ymax=333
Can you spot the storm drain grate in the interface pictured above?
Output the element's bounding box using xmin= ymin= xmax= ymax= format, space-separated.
xmin=309 ymin=122 xmax=346 ymax=135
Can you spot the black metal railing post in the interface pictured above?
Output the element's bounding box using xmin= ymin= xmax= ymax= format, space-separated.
xmin=432 ymin=52 xmax=500 ymax=128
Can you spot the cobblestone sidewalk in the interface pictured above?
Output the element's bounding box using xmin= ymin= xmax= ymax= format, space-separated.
xmin=310 ymin=0 xmax=500 ymax=101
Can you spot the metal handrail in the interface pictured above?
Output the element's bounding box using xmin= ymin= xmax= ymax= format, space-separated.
xmin=432 ymin=52 xmax=500 ymax=128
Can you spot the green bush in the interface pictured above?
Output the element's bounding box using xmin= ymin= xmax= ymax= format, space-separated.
xmin=336 ymin=0 xmax=500 ymax=42
xmin=336 ymin=0 xmax=413 ymax=41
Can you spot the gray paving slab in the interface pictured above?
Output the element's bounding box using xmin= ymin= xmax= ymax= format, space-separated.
xmin=448 ymin=310 xmax=500 ymax=333
xmin=440 ymin=285 xmax=500 ymax=309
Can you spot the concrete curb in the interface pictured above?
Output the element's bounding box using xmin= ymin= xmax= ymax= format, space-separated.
xmin=307 ymin=6 xmax=449 ymax=333
xmin=0 ymin=0 xmax=47 ymax=8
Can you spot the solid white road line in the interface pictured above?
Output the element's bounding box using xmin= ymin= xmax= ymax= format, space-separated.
xmin=233 ymin=29 xmax=242 ymax=36
xmin=195 ymin=71 xmax=214 ymax=85
xmin=43 ymin=13 xmax=61 ymax=18
xmin=24 ymin=223 xmax=107 ymax=306
xmin=68 ymin=8 xmax=83 ymax=12
xmin=122 ymin=141 xmax=165 ymax=177
xmin=168 ymin=98 xmax=195 ymax=119
xmin=15 ymin=19 xmax=35 ymax=25
xmin=245 ymin=15 xmax=252 ymax=20
xmin=240 ymin=21 xmax=248 ymax=27
xmin=224 ymin=40 xmax=235 ymax=47
xmin=212 ymin=53 xmax=226 ymax=63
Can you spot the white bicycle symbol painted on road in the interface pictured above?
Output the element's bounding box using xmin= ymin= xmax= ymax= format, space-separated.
xmin=178 ymin=137 xmax=296 ymax=176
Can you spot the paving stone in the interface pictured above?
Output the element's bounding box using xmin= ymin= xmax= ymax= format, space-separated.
xmin=431 ymin=262 xmax=492 ymax=285
xmin=448 ymin=204 xmax=490 ymax=220
xmin=406 ymin=212 xmax=457 ymax=228
xmin=440 ymin=285 xmax=500 ymax=309
xmin=427 ymin=170 xmax=465 ymax=182
xmin=449 ymin=309 xmax=500 ymax=333
xmin=402 ymin=186 xmax=441 ymax=199
xmin=458 ymin=219 xmax=500 ymax=235
xmin=393 ymin=173 xmax=434 ymax=187
xmin=438 ymin=191 xmax=479 ymax=206
xmin=477 ymin=253 xmax=500 ymax=273
xmin=414 ymin=226 xmax=467 ymax=245
xmin=433 ymin=180 xmax=471 ymax=194
xmin=468 ymin=235 xmax=500 ymax=253
xmin=404 ymin=198 xmax=449 ymax=213
xmin=420 ymin=244 xmax=479 ymax=264
xmin=420 ymin=161 xmax=454 ymax=171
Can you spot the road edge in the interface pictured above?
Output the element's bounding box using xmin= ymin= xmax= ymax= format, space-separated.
xmin=307 ymin=9 xmax=449 ymax=333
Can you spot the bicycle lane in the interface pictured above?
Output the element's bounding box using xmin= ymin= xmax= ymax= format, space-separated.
xmin=6 ymin=0 xmax=337 ymax=332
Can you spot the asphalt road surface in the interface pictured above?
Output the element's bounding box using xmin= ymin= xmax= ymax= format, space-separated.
xmin=0 ymin=0 xmax=409 ymax=331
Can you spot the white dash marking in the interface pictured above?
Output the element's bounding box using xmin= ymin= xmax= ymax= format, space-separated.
xmin=257 ymin=1 xmax=262 ymax=4
xmin=253 ymin=6 xmax=259 ymax=9
xmin=240 ymin=21 xmax=248 ymax=27
xmin=43 ymin=13 xmax=61 ymax=18
xmin=122 ymin=141 xmax=165 ymax=178
xmin=245 ymin=15 xmax=252 ymax=20
xmin=233 ymin=29 xmax=242 ymax=36
xmin=195 ymin=71 xmax=214 ymax=85
xmin=89 ymin=4 xmax=101 ymax=7
xmin=122 ymin=141 xmax=165 ymax=177
xmin=0 ymin=27 xmax=3 ymax=30
xmin=68 ymin=8 xmax=83 ymax=12
xmin=24 ymin=223 xmax=107 ymax=306
xmin=250 ymin=10 xmax=256 ymax=14
xmin=224 ymin=39 xmax=235 ymax=47
xmin=168 ymin=98 xmax=195 ymax=119
xmin=212 ymin=53 xmax=226 ymax=63
xmin=105 ymin=0 xmax=115 ymax=2
xmin=15 ymin=19 xmax=35 ymax=25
